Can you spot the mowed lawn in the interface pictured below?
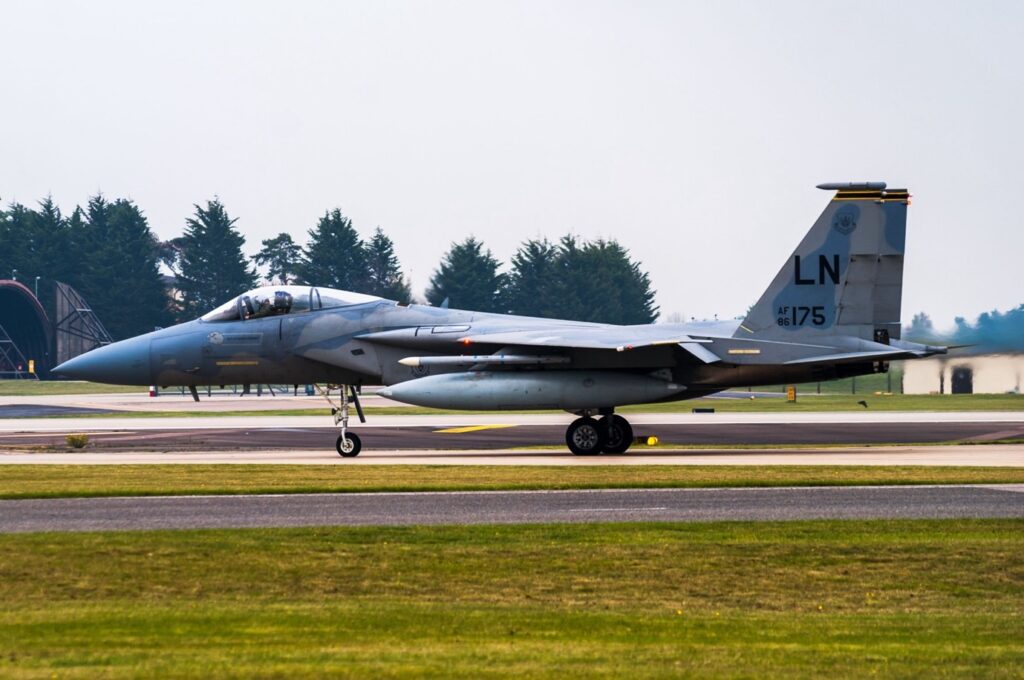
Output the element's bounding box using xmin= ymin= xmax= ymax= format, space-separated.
xmin=1 ymin=519 xmax=1022 ymax=678
xmin=4 ymin=465 xmax=1024 ymax=499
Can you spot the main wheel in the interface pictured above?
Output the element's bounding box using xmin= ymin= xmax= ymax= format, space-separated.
xmin=566 ymin=417 xmax=605 ymax=455
xmin=600 ymin=415 xmax=634 ymax=454
xmin=336 ymin=432 xmax=362 ymax=457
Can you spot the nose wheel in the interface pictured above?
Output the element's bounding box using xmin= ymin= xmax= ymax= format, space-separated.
xmin=316 ymin=384 xmax=366 ymax=457
xmin=565 ymin=413 xmax=634 ymax=455
xmin=336 ymin=432 xmax=362 ymax=457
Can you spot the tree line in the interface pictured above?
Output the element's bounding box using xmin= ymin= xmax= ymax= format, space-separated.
xmin=0 ymin=194 xmax=658 ymax=340
xmin=906 ymin=308 xmax=1024 ymax=352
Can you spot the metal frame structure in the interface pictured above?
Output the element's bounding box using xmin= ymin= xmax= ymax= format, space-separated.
xmin=54 ymin=282 xmax=113 ymax=366
xmin=0 ymin=322 xmax=37 ymax=379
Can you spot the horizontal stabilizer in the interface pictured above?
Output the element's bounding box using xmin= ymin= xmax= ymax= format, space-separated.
xmin=678 ymin=342 xmax=721 ymax=364
xmin=784 ymin=349 xmax=914 ymax=365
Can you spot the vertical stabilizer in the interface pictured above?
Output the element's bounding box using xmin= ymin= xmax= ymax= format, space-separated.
xmin=736 ymin=183 xmax=909 ymax=343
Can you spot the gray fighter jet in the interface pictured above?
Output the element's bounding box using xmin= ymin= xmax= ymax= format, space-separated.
xmin=54 ymin=182 xmax=947 ymax=456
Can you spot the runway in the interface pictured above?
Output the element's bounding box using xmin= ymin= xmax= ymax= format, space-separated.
xmin=3 ymin=414 xmax=1024 ymax=453
xmin=2 ymin=485 xmax=1022 ymax=533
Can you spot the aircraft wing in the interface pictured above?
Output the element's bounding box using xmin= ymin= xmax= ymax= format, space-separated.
xmin=458 ymin=327 xmax=723 ymax=364
xmin=358 ymin=324 xmax=723 ymax=363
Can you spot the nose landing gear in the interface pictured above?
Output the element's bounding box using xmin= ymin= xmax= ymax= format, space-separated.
xmin=336 ymin=431 xmax=361 ymax=457
xmin=565 ymin=412 xmax=635 ymax=455
xmin=316 ymin=384 xmax=365 ymax=457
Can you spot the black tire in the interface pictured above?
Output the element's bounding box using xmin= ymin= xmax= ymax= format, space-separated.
xmin=565 ymin=417 xmax=605 ymax=455
xmin=600 ymin=415 xmax=633 ymax=454
xmin=336 ymin=432 xmax=362 ymax=457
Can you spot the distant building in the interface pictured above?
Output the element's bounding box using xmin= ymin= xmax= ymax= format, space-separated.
xmin=902 ymin=354 xmax=1024 ymax=395
xmin=0 ymin=279 xmax=111 ymax=379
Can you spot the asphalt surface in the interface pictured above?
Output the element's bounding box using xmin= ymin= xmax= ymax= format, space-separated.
xmin=2 ymin=485 xmax=1022 ymax=533
xmin=0 ymin=404 xmax=116 ymax=418
xmin=5 ymin=443 xmax=1023 ymax=465
xmin=4 ymin=420 xmax=1024 ymax=451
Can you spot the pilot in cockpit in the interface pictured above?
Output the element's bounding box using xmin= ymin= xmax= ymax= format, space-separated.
xmin=245 ymin=290 xmax=293 ymax=319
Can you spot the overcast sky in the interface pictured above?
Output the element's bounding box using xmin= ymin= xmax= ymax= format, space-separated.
xmin=2 ymin=1 xmax=1021 ymax=327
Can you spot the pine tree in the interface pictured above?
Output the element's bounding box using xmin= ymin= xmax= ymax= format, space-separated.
xmin=555 ymin=237 xmax=658 ymax=324
xmin=505 ymin=238 xmax=560 ymax=318
xmin=506 ymin=235 xmax=659 ymax=324
xmin=905 ymin=312 xmax=936 ymax=342
xmin=107 ymin=199 xmax=173 ymax=335
xmin=295 ymin=209 xmax=368 ymax=291
xmin=35 ymin=197 xmax=78 ymax=303
xmin=0 ymin=203 xmax=10 ymax=282
xmin=177 ymin=198 xmax=257 ymax=320
xmin=364 ymin=227 xmax=411 ymax=302
xmin=76 ymin=196 xmax=171 ymax=338
xmin=3 ymin=202 xmax=40 ymax=286
xmin=426 ymin=237 xmax=505 ymax=312
xmin=253 ymin=233 xmax=302 ymax=284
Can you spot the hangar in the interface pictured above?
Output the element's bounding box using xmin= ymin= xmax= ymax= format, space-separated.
xmin=0 ymin=280 xmax=110 ymax=379
xmin=902 ymin=354 xmax=1024 ymax=395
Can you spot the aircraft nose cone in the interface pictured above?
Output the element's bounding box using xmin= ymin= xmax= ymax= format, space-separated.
xmin=53 ymin=336 xmax=152 ymax=385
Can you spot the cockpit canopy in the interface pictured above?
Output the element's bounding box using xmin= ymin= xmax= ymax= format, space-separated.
xmin=201 ymin=286 xmax=381 ymax=322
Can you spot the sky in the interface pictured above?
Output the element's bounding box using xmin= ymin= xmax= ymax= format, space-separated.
xmin=1 ymin=0 xmax=1021 ymax=328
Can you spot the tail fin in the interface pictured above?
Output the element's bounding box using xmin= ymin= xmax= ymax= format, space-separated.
xmin=736 ymin=182 xmax=909 ymax=344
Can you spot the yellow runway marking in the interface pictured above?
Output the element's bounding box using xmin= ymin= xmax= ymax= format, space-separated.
xmin=433 ymin=424 xmax=519 ymax=434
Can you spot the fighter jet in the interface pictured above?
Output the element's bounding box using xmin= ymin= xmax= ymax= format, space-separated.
xmin=54 ymin=182 xmax=948 ymax=456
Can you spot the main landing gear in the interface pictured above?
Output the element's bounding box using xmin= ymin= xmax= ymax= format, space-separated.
xmin=316 ymin=384 xmax=365 ymax=457
xmin=565 ymin=412 xmax=634 ymax=455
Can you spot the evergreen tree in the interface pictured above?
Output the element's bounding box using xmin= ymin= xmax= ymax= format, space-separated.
xmin=177 ymin=198 xmax=257 ymax=320
xmin=950 ymin=305 xmax=1024 ymax=351
xmin=568 ymin=238 xmax=658 ymax=324
xmin=156 ymin=236 xmax=187 ymax=277
xmin=504 ymin=238 xmax=560 ymax=318
xmin=295 ymin=209 xmax=367 ymax=290
xmin=76 ymin=196 xmax=172 ymax=338
xmin=905 ymin=312 xmax=936 ymax=341
xmin=253 ymin=233 xmax=302 ymax=284
xmin=2 ymin=202 xmax=40 ymax=284
xmin=506 ymin=235 xmax=658 ymax=324
xmin=364 ymin=227 xmax=411 ymax=302
xmin=0 ymin=199 xmax=68 ymax=296
xmin=34 ymin=197 xmax=80 ymax=322
xmin=0 ymin=203 xmax=9 ymax=281
xmin=426 ymin=237 xmax=505 ymax=312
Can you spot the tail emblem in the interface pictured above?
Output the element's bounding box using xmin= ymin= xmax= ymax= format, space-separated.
xmin=831 ymin=204 xmax=859 ymax=235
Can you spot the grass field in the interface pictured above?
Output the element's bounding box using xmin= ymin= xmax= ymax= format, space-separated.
xmin=2 ymin=464 xmax=1023 ymax=499
xmin=1 ymin=519 xmax=1021 ymax=677
xmin=0 ymin=380 xmax=143 ymax=396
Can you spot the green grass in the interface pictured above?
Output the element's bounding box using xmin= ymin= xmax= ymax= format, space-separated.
xmin=0 ymin=380 xmax=144 ymax=396
xmin=2 ymin=464 xmax=1023 ymax=500
xmin=795 ymin=366 xmax=904 ymax=394
xmin=1 ymin=520 xmax=1022 ymax=677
